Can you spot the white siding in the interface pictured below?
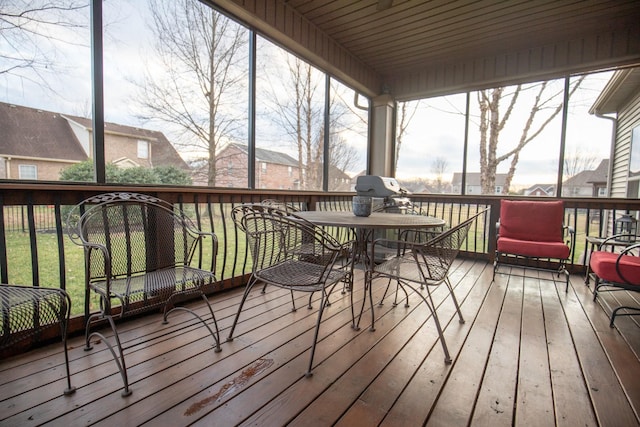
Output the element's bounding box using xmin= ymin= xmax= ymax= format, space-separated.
xmin=611 ymin=92 xmax=640 ymax=198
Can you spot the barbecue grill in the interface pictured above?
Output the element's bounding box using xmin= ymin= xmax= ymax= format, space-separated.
xmin=355 ymin=175 xmax=420 ymax=261
xmin=354 ymin=175 xmax=414 ymax=213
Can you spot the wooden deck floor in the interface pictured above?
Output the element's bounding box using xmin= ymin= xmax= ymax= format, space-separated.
xmin=1 ymin=259 xmax=639 ymax=426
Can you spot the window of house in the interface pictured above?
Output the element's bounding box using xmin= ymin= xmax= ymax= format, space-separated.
xmin=227 ymin=161 xmax=233 ymax=175
xmin=288 ymin=166 xmax=292 ymax=177
xmin=18 ymin=165 xmax=37 ymax=180
xmin=137 ymin=140 xmax=149 ymax=159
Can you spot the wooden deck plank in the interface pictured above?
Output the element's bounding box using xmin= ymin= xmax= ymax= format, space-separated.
xmin=541 ymin=274 xmax=599 ymax=427
xmin=194 ymin=278 xmax=419 ymax=426
xmin=286 ymin=261 xmax=482 ymax=426
xmin=0 ymin=260 xmax=638 ymax=427
xmin=470 ymin=273 xmax=524 ymax=426
xmin=80 ymin=289 xmax=351 ymax=426
xmin=382 ymin=265 xmax=507 ymax=426
xmin=559 ymin=277 xmax=639 ymax=426
xmin=514 ymin=277 xmax=555 ymax=426
xmin=336 ymin=260 xmax=492 ymax=427
xmin=572 ymin=278 xmax=640 ymax=423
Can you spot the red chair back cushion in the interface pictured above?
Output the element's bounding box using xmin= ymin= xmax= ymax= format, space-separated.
xmin=499 ymin=200 xmax=564 ymax=243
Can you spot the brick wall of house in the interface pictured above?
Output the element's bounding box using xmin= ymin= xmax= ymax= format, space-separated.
xmin=7 ymin=158 xmax=76 ymax=181
xmin=104 ymin=134 xmax=153 ymax=167
xmin=216 ymin=145 xmax=300 ymax=189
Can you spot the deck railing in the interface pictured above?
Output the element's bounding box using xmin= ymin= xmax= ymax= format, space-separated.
xmin=1 ymin=183 xmax=639 ymax=339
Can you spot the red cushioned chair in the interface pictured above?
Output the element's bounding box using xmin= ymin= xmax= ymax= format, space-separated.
xmin=590 ymin=236 xmax=640 ymax=327
xmin=493 ymin=200 xmax=575 ymax=291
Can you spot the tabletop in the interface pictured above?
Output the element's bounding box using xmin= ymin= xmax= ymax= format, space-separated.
xmin=294 ymin=210 xmax=445 ymax=229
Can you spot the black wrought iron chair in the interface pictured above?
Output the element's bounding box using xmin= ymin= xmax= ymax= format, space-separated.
xmin=228 ymin=204 xmax=354 ymax=377
xmin=363 ymin=209 xmax=488 ymax=364
xmin=0 ymin=284 xmax=75 ymax=396
xmin=260 ymin=198 xmax=301 ymax=213
xmin=590 ymin=235 xmax=640 ymax=327
xmin=66 ymin=192 xmax=221 ymax=396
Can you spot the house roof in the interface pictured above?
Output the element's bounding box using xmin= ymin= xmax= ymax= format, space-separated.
xmin=0 ymin=103 xmax=86 ymax=161
xmin=590 ymin=68 xmax=640 ymax=115
xmin=0 ymin=102 xmax=188 ymax=170
xmin=563 ymin=159 xmax=609 ymax=186
xmin=524 ymin=184 xmax=556 ymax=196
xmin=227 ymin=143 xmax=299 ymax=167
xmin=63 ymin=114 xmax=188 ymax=170
xmin=586 ymin=159 xmax=610 ymax=184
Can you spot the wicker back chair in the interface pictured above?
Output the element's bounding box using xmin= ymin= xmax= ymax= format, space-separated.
xmin=229 ymin=204 xmax=353 ymax=377
xmin=66 ymin=192 xmax=221 ymax=396
xmin=365 ymin=209 xmax=488 ymax=364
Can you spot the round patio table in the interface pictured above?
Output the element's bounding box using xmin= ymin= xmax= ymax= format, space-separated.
xmin=294 ymin=210 xmax=445 ymax=329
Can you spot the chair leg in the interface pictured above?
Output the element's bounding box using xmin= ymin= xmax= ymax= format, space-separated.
xmin=163 ymin=294 xmax=222 ymax=353
xmin=593 ymin=277 xmax=601 ymax=301
xmin=227 ymin=277 xmax=258 ymax=342
xmin=378 ymin=278 xmax=392 ymax=306
xmin=492 ymin=253 xmax=499 ymax=282
xmin=424 ymin=287 xmax=452 ymax=364
xmin=444 ymin=277 xmax=465 ymax=324
xmin=399 ymin=281 xmax=452 ymax=364
xmin=610 ymin=306 xmax=640 ymax=327
xmin=305 ymin=289 xmax=328 ymax=378
xmin=86 ymin=315 xmax=131 ymax=397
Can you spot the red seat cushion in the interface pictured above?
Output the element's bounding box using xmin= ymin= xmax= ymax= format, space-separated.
xmin=499 ymin=200 xmax=564 ymax=242
xmin=497 ymin=236 xmax=570 ymax=259
xmin=590 ymin=251 xmax=640 ymax=286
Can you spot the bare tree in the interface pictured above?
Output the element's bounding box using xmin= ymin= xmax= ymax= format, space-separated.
xmin=431 ymin=156 xmax=448 ymax=193
xmin=0 ymin=1 xmax=87 ymax=91
xmin=478 ymin=76 xmax=585 ymax=194
xmin=132 ymin=1 xmax=248 ymax=186
xmin=394 ymin=100 xmax=420 ymax=171
xmin=564 ymin=146 xmax=598 ymax=177
xmin=263 ymin=56 xmax=359 ymax=190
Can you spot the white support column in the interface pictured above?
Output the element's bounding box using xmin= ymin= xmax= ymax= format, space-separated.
xmin=369 ymin=94 xmax=395 ymax=176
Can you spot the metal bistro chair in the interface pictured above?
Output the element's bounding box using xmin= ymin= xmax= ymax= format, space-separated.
xmin=363 ymin=209 xmax=488 ymax=364
xmin=228 ymin=204 xmax=354 ymax=377
xmin=0 ymin=284 xmax=75 ymax=396
xmin=66 ymin=192 xmax=221 ymax=396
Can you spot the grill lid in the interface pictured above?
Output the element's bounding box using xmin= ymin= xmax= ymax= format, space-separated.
xmin=355 ymin=175 xmax=407 ymax=197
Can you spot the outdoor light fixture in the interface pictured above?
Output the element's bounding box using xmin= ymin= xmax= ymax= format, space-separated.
xmin=614 ymin=213 xmax=637 ymax=242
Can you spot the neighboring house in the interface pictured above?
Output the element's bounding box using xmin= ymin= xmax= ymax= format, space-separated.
xmin=328 ymin=165 xmax=352 ymax=192
xmin=586 ymin=159 xmax=609 ymax=197
xmin=524 ymin=184 xmax=556 ymax=196
xmin=215 ymin=143 xmax=301 ymax=189
xmin=561 ymin=159 xmax=610 ymax=197
xmin=451 ymin=172 xmax=508 ymax=195
xmin=590 ymin=68 xmax=640 ymax=198
xmin=0 ymin=102 xmax=188 ymax=181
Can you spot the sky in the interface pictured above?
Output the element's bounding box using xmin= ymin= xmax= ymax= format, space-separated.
xmin=395 ymin=73 xmax=615 ymax=188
